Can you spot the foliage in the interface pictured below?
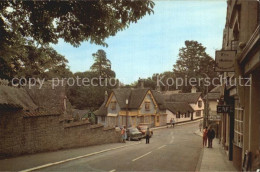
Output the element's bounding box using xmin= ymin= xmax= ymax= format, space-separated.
xmin=90 ymin=49 xmax=115 ymax=78
xmin=173 ymin=40 xmax=217 ymax=93
xmin=0 ymin=0 xmax=154 ymax=47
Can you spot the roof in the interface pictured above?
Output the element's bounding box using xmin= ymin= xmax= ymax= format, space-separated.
xmin=23 ymin=110 xmax=61 ymax=118
xmin=210 ymin=85 xmax=222 ymax=93
xmin=0 ymin=85 xmax=38 ymax=110
xmin=112 ymin=88 xmax=150 ymax=109
xmin=151 ymin=90 xmax=166 ymax=110
xmin=165 ymin=102 xmax=194 ymax=114
xmin=164 ymin=92 xmax=202 ymax=104
xmin=72 ymin=109 xmax=90 ymax=119
xmin=94 ymin=102 xmax=107 ymax=116
xmin=203 ymin=92 xmax=221 ymax=100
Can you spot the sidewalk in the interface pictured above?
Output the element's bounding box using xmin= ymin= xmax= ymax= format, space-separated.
xmin=194 ymin=130 xmax=237 ymax=171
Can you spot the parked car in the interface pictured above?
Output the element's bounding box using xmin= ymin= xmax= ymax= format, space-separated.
xmin=137 ymin=124 xmax=153 ymax=138
xmin=126 ymin=127 xmax=142 ymax=141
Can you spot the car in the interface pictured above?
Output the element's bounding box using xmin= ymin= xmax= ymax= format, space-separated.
xmin=137 ymin=124 xmax=153 ymax=138
xmin=126 ymin=127 xmax=143 ymax=141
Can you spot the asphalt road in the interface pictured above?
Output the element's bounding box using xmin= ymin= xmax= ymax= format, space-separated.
xmin=38 ymin=121 xmax=202 ymax=171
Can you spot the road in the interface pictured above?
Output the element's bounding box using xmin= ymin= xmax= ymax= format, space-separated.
xmin=42 ymin=121 xmax=202 ymax=171
xmin=0 ymin=121 xmax=202 ymax=171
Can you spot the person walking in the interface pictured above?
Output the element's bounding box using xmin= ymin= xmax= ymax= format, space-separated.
xmin=203 ymin=126 xmax=208 ymax=147
xmin=172 ymin=118 xmax=175 ymax=128
xmin=199 ymin=121 xmax=202 ymax=131
xmin=121 ymin=126 xmax=126 ymax=143
xmin=145 ymin=127 xmax=151 ymax=144
xmin=207 ymin=128 xmax=215 ymax=148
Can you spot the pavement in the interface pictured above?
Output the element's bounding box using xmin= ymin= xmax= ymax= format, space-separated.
xmin=194 ymin=129 xmax=237 ymax=171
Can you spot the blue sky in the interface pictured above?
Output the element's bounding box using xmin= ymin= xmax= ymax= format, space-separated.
xmin=52 ymin=1 xmax=227 ymax=84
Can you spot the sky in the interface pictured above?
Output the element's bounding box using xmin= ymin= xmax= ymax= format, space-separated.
xmin=52 ymin=1 xmax=227 ymax=85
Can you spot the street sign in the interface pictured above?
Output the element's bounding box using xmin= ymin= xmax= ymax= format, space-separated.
xmin=215 ymin=50 xmax=236 ymax=72
xmin=217 ymin=105 xmax=234 ymax=113
xmin=208 ymin=115 xmax=221 ymax=121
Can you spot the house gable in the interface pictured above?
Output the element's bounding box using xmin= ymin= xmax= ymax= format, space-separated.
xmin=139 ymin=90 xmax=158 ymax=114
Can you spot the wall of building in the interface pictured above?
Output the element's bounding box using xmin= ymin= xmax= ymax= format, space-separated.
xmin=190 ymin=97 xmax=204 ymax=120
xmin=0 ymin=110 xmax=121 ymax=157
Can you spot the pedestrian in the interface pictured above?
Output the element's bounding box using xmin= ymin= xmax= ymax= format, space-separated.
xmin=199 ymin=121 xmax=202 ymax=131
xmin=203 ymin=126 xmax=208 ymax=147
xmin=121 ymin=126 xmax=126 ymax=143
xmin=172 ymin=118 xmax=175 ymax=128
xmin=207 ymin=127 xmax=215 ymax=148
xmin=145 ymin=127 xmax=151 ymax=144
xmin=169 ymin=118 xmax=173 ymax=128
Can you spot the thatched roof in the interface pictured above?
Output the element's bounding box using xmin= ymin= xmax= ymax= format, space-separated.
xmin=72 ymin=109 xmax=90 ymax=119
xmin=95 ymin=88 xmax=166 ymax=116
xmin=94 ymin=102 xmax=107 ymax=116
xmin=112 ymin=88 xmax=150 ymax=109
xmin=151 ymin=90 xmax=166 ymax=110
xmin=165 ymin=102 xmax=194 ymax=114
xmin=164 ymin=92 xmax=202 ymax=104
xmin=0 ymin=85 xmax=37 ymax=110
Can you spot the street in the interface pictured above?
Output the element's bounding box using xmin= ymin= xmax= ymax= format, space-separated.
xmin=16 ymin=121 xmax=202 ymax=171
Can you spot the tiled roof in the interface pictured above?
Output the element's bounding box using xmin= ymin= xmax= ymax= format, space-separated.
xmin=165 ymin=102 xmax=194 ymax=114
xmin=164 ymin=92 xmax=202 ymax=104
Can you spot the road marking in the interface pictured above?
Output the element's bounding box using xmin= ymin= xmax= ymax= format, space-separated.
xmin=20 ymin=143 xmax=141 ymax=172
xmin=158 ymin=145 xmax=166 ymax=149
xmin=170 ymin=135 xmax=174 ymax=144
xmin=132 ymin=151 xmax=152 ymax=162
xmin=109 ymin=169 xmax=116 ymax=172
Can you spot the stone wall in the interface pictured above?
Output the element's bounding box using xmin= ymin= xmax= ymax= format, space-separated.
xmin=0 ymin=110 xmax=121 ymax=157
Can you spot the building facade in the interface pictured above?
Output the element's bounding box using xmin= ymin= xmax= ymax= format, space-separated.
xmin=219 ymin=0 xmax=260 ymax=170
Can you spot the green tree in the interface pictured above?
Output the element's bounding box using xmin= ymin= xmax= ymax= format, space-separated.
xmin=90 ymin=49 xmax=115 ymax=78
xmin=0 ymin=1 xmax=154 ymax=47
xmin=173 ymin=40 xmax=217 ymax=93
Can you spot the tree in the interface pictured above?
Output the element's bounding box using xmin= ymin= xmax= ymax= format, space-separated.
xmin=173 ymin=40 xmax=217 ymax=93
xmin=90 ymin=49 xmax=115 ymax=78
xmin=0 ymin=1 xmax=154 ymax=47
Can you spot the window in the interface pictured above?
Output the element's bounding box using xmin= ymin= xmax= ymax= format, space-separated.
xmin=110 ymin=100 xmax=116 ymax=110
xmin=176 ymin=112 xmax=180 ymax=118
xmin=196 ymin=110 xmax=201 ymax=117
xmin=198 ymin=101 xmax=202 ymax=108
xmin=234 ymin=107 xmax=243 ymax=148
xmin=101 ymin=116 xmax=105 ymax=122
xmin=145 ymin=101 xmax=150 ymax=111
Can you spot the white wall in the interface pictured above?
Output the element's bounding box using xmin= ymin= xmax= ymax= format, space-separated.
xmin=190 ymin=97 xmax=204 ymax=119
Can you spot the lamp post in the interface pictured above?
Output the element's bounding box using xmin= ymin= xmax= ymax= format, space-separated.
xmin=126 ymin=99 xmax=129 ymax=128
xmin=202 ymin=73 xmax=209 ymax=127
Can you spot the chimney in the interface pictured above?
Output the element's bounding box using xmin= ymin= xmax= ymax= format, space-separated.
xmin=191 ymin=86 xmax=197 ymax=93
xmin=139 ymin=78 xmax=144 ymax=89
xmin=104 ymin=91 xmax=108 ymax=102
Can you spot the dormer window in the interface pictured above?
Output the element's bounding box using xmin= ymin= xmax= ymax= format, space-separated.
xmin=110 ymin=100 xmax=116 ymax=110
xmin=145 ymin=100 xmax=150 ymax=111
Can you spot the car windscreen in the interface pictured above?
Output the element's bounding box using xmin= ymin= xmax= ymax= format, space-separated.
xmin=130 ymin=128 xmax=139 ymax=132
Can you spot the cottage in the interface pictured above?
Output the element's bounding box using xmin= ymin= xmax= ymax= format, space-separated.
xmin=95 ymin=88 xmax=167 ymax=128
xmin=163 ymin=88 xmax=204 ymax=122
xmin=165 ymin=102 xmax=194 ymax=123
